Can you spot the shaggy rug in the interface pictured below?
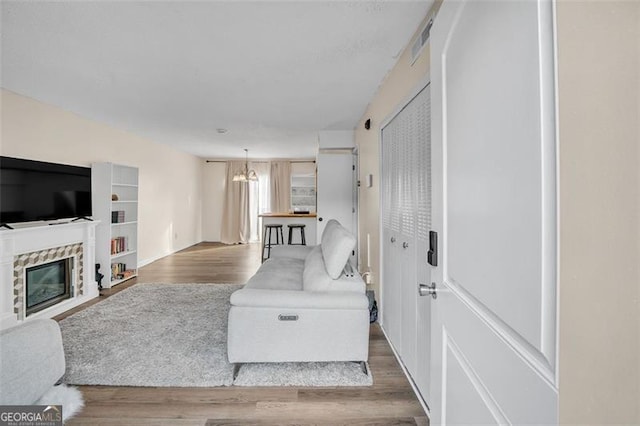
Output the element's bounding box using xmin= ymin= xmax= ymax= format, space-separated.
xmin=36 ymin=384 xmax=84 ymax=422
xmin=59 ymin=283 xmax=372 ymax=387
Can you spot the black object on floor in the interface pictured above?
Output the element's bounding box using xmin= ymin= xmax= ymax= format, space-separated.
xmin=366 ymin=290 xmax=378 ymax=323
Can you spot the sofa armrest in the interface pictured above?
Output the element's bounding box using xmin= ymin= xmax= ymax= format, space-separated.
xmin=269 ymin=245 xmax=315 ymax=260
xmin=230 ymin=288 xmax=368 ymax=310
xmin=0 ymin=319 xmax=65 ymax=405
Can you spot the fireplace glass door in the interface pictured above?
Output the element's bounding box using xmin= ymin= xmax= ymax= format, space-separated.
xmin=26 ymin=258 xmax=72 ymax=315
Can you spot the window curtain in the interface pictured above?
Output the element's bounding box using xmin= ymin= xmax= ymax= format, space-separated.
xmin=269 ymin=161 xmax=291 ymax=213
xmin=221 ymin=161 xmax=250 ymax=244
xmin=247 ymin=161 xmax=270 ymax=242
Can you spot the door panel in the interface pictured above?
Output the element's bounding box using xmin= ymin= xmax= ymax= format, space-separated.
xmin=382 ymin=227 xmax=402 ymax=349
xmin=430 ymin=0 xmax=558 ymax=423
xmin=439 ymin=289 xmax=557 ymax=424
xmin=444 ymin=337 xmax=500 ymax=425
xmin=399 ymin=101 xmax=417 ymax=376
xmin=381 ymin=83 xmax=432 ymax=403
xmin=381 ymin=122 xmax=402 ymax=350
xmin=414 ymin=85 xmax=432 ymax=402
xmin=400 ymin=242 xmax=417 ymax=375
xmin=445 ymin=0 xmax=544 ymax=353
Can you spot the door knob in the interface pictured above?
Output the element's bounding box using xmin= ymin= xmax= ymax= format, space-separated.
xmin=402 ymin=242 xmax=409 ymax=249
xmin=390 ymin=237 xmax=396 ymax=243
xmin=419 ymin=283 xmax=437 ymax=299
xmin=318 ymin=217 xmax=323 ymax=222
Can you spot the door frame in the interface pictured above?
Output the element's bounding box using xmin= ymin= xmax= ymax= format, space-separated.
xmin=378 ymin=75 xmax=431 ymax=415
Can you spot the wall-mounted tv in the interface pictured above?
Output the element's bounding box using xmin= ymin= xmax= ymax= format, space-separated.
xmin=0 ymin=156 xmax=92 ymax=225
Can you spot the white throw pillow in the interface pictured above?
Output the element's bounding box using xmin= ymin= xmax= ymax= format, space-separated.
xmin=303 ymin=246 xmax=334 ymax=291
xmin=321 ymin=220 xmax=356 ymax=279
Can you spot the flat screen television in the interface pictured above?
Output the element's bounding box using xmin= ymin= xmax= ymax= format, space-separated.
xmin=0 ymin=156 xmax=92 ymax=225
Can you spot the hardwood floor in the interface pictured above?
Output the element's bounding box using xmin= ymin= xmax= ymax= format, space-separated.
xmin=58 ymin=242 xmax=428 ymax=425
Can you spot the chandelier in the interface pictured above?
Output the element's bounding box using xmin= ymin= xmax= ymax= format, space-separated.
xmin=232 ymin=149 xmax=258 ymax=182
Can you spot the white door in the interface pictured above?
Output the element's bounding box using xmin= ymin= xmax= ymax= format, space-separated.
xmin=430 ymin=0 xmax=558 ymax=424
xmin=413 ymin=85 xmax=432 ymax=403
xmin=381 ymin=83 xmax=432 ymax=403
xmin=398 ymin=99 xmax=418 ymax=379
xmin=316 ymin=151 xmax=356 ymax=240
xmin=381 ymin=115 xmax=403 ymax=351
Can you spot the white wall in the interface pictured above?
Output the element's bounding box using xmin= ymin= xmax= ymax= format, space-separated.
xmin=291 ymin=161 xmax=316 ymax=176
xmin=1 ymin=89 xmax=203 ymax=266
xmin=202 ymin=161 xmax=226 ymax=242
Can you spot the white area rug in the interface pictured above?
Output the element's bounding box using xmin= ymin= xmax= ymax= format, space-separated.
xmin=234 ymin=362 xmax=372 ymax=386
xmin=59 ymin=283 xmax=372 ymax=387
xmin=36 ymin=384 xmax=84 ymax=422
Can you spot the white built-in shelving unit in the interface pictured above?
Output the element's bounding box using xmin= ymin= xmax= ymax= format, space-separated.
xmin=92 ymin=163 xmax=138 ymax=288
xmin=290 ymin=175 xmax=316 ymax=212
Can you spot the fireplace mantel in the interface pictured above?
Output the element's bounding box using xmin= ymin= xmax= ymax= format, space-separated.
xmin=0 ymin=220 xmax=99 ymax=330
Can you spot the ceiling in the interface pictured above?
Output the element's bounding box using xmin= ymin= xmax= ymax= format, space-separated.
xmin=1 ymin=1 xmax=432 ymax=159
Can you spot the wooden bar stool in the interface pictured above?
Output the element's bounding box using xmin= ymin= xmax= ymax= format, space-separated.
xmin=262 ymin=224 xmax=284 ymax=262
xmin=287 ymin=224 xmax=307 ymax=246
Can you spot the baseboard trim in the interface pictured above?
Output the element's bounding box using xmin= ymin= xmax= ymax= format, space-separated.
xmin=138 ymin=241 xmax=202 ymax=268
xmin=378 ymin=323 xmax=431 ymax=418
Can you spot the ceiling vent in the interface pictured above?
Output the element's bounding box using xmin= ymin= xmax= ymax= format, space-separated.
xmin=410 ymin=18 xmax=433 ymax=64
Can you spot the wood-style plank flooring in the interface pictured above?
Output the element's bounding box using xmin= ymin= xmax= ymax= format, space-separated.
xmin=56 ymin=242 xmax=427 ymax=425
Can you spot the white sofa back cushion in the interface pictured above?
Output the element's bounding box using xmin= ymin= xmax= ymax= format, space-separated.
xmin=320 ymin=220 xmax=356 ymax=279
xmin=302 ymin=246 xmax=334 ymax=291
xmin=302 ymin=246 xmax=366 ymax=293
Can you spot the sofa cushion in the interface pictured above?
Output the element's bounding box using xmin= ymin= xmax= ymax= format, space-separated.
xmin=230 ymin=288 xmax=369 ymax=310
xmin=320 ymin=220 xmax=357 ymax=279
xmin=302 ymin=246 xmax=334 ymax=292
xmin=245 ymin=257 xmax=304 ymax=291
xmin=269 ymin=245 xmax=313 ymax=260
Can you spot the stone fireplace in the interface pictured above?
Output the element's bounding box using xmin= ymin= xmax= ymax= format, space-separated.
xmin=1 ymin=221 xmax=98 ymax=330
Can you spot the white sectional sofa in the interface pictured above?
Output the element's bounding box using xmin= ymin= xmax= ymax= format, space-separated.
xmin=0 ymin=319 xmax=65 ymax=404
xmin=227 ymin=219 xmax=370 ymax=363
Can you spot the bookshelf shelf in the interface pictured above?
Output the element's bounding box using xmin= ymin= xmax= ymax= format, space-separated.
xmin=111 ymin=221 xmax=138 ymax=226
xmin=92 ymin=163 xmax=139 ymax=289
xmin=110 ymin=274 xmax=138 ymax=287
xmin=111 ymin=250 xmax=137 ymax=260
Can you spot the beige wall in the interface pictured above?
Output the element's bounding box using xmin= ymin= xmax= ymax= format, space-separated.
xmin=202 ymin=161 xmax=226 ymax=242
xmin=556 ymin=1 xmax=640 ymax=424
xmin=355 ymin=3 xmax=440 ymax=296
xmin=0 ymin=89 xmax=203 ymax=266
